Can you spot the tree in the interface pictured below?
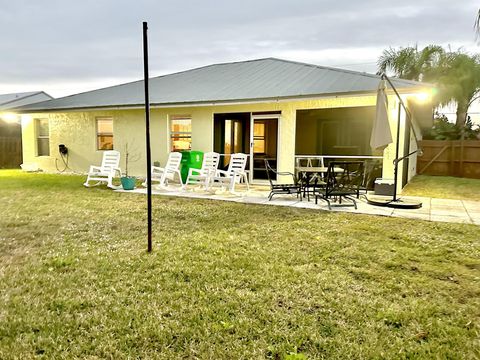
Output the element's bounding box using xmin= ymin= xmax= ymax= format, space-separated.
xmin=377 ymin=45 xmax=444 ymax=81
xmin=431 ymin=51 xmax=480 ymax=127
xmin=377 ymin=45 xmax=480 ymax=128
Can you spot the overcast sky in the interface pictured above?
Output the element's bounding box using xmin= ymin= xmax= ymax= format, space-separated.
xmin=1 ymin=0 xmax=479 ymax=99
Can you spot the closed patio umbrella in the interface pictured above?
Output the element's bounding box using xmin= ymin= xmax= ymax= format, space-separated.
xmin=370 ymin=80 xmax=392 ymax=151
xmin=367 ymin=75 xmax=422 ymax=209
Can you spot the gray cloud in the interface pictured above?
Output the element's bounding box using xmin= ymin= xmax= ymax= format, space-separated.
xmin=1 ymin=0 xmax=478 ymax=96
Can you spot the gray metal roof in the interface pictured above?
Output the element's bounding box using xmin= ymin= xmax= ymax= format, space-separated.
xmin=0 ymin=91 xmax=53 ymax=110
xmin=16 ymin=58 xmax=428 ymax=112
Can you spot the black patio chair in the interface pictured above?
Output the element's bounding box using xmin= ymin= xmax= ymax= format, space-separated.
xmin=264 ymin=159 xmax=301 ymax=201
xmin=314 ymin=161 xmax=365 ymax=209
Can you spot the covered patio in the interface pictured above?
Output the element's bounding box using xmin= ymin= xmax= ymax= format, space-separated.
xmin=295 ymin=106 xmax=384 ymax=191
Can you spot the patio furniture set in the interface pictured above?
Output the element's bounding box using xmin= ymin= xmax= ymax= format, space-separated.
xmin=83 ymin=150 xmax=249 ymax=194
xmin=83 ymin=150 xmax=366 ymax=210
xmin=266 ymin=158 xmax=366 ymax=210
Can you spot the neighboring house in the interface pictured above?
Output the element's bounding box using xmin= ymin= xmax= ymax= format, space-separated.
xmin=0 ymin=91 xmax=53 ymax=168
xmin=15 ymin=58 xmax=433 ymax=190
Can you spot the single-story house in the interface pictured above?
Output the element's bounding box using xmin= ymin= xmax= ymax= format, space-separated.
xmin=1 ymin=91 xmax=53 ymax=168
xmin=15 ymin=58 xmax=433 ymax=190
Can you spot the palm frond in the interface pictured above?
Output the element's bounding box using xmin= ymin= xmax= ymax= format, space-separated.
xmin=377 ymin=46 xmax=420 ymax=80
xmin=377 ymin=47 xmax=397 ymax=75
xmin=475 ymin=9 xmax=480 ymax=41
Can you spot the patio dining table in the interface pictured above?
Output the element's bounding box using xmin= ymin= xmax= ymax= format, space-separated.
xmin=295 ymin=166 xmax=344 ymax=176
xmin=296 ymin=166 xmax=344 ymax=200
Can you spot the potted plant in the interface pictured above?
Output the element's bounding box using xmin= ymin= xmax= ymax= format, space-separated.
xmin=120 ymin=143 xmax=138 ymax=190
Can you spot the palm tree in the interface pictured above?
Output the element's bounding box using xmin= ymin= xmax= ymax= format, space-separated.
xmin=475 ymin=9 xmax=480 ymax=40
xmin=377 ymin=46 xmax=480 ymax=127
xmin=377 ymin=45 xmax=444 ymax=81
xmin=431 ymin=51 xmax=480 ymax=127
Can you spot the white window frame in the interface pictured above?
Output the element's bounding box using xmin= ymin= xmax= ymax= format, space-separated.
xmin=169 ymin=115 xmax=192 ymax=152
xmin=96 ymin=117 xmax=114 ymax=151
xmin=36 ymin=118 xmax=50 ymax=156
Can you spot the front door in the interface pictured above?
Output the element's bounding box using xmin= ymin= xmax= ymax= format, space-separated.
xmin=250 ymin=115 xmax=278 ymax=181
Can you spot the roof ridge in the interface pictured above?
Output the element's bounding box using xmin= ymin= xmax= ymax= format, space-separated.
xmin=0 ymin=91 xmax=52 ymax=107
xmin=0 ymin=91 xmax=40 ymax=104
xmin=266 ymin=57 xmax=424 ymax=86
xmin=20 ymin=58 xmax=276 ymax=105
xmin=148 ymin=57 xmax=274 ymax=79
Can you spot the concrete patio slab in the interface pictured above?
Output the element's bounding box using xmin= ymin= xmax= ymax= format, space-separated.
xmin=392 ymin=205 xmax=431 ymax=215
xmin=392 ymin=208 xmax=431 ymax=219
xmin=431 ymin=206 xmax=469 ymax=217
xmin=430 ymin=215 xmax=473 ymax=224
xmin=463 ymin=201 xmax=480 ymax=215
xmin=116 ymin=187 xmax=479 ymax=226
xmin=430 ymin=198 xmax=464 ymax=206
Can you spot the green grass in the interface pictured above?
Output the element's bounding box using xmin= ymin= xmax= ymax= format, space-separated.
xmin=403 ymin=175 xmax=480 ymax=201
xmin=0 ymin=170 xmax=479 ymax=359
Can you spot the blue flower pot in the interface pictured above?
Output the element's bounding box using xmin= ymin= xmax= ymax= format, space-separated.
xmin=121 ymin=176 xmax=136 ymax=190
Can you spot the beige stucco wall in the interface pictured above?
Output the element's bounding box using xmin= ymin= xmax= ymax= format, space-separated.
xmin=21 ymin=93 xmax=423 ymax=188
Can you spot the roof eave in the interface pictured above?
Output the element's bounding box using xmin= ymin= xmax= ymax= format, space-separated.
xmin=13 ymin=86 xmax=431 ymax=114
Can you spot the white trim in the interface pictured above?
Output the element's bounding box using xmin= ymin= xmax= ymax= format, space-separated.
xmin=249 ymin=113 xmax=253 ymax=182
xmin=210 ymin=112 xmax=215 ymax=153
xmin=166 ymin=114 xmax=171 ymax=154
xmin=251 ymin=113 xmax=280 ymax=183
xmin=295 ymin=155 xmax=383 ymax=159
xmin=95 ymin=116 xmax=114 ymax=151
xmin=35 ymin=118 xmax=50 ymax=157
xmin=168 ymin=114 xmax=192 ymax=152
xmin=250 ymin=113 xmax=281 ymax=120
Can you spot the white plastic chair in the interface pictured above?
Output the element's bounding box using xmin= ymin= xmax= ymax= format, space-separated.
xmin=83 ymin=150 xmax=121 ymax=189
xmin=143 ymin=152 xmax=183 ymax=188
xmin=185 ymin=152 xmax=220 ymax=190
xmin=213 ymin=153 xmax=249 ymax=192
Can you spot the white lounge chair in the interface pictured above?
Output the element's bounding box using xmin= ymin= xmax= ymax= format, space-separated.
xmin=143 ymin=152 xmax=183 ymax=188
xmin=83 ymin=150 xmax=121 ymax=189
xmin=212 ymin=153 xmax=249 ymax=192
xmin=185 ymin=152 xmax=220 ymax=190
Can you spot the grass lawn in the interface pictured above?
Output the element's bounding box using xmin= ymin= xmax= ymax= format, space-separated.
xmin=403 ymin=175 xmax=480 ymax=201
xmin=0 ymin=170 xmax=479 ymax=359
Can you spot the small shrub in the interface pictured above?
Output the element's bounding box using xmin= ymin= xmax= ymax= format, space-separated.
xmin=426 ymin=113 xmax=480 ymax=140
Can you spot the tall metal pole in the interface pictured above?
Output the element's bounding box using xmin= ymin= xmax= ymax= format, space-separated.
xmin=367 ymin=74 xmax=422 ymax=209
xmin=392 ymin=104 xmax=402 ymax=202
xmin=143 ymin=21 xmax=152 ymax=252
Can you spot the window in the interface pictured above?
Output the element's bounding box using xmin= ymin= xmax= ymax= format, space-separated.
xmin=170 ymin=115 xmax=192 ymax=151
xmin=253 ymin=122 xmax=265 ymax=153
xmin=36 ymin=119 xmax=50 ymax=156
xmin=96 ymin=117 xmax=113 ymax=150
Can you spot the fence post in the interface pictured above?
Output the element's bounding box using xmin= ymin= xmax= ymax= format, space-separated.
xmin=459 ymin=139 xmax=465 ymax=178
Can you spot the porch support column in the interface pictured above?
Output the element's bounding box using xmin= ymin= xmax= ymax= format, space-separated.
xmin=277 ymin=107 xmax=296 ymax=184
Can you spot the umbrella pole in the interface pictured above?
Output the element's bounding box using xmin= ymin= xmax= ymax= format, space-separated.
xmin=392 ymin=104 xmax=402 ymax=202
xmin=366 ymin=74 xmax=422 ymax=209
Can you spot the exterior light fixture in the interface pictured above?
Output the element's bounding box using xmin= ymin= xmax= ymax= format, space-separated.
xmin=1 ymin=113 xmax=19 ymax=123
xmin=415 ymin=92 xmax=430 ymax=102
